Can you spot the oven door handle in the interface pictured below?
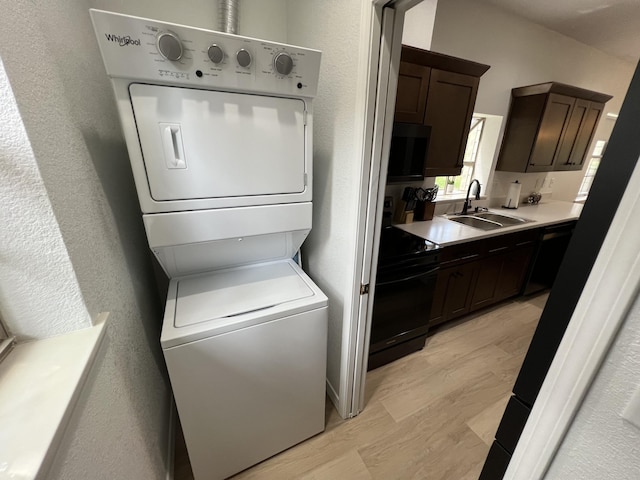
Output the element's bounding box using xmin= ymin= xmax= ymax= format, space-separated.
xmin=377 ymin=266 xmax=439 ymax=287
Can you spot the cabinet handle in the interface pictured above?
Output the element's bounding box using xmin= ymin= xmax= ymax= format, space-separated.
xmin=457 ymin=254 xmax=479 ymax=262
xmin=489 ymin=246 xmax=509 ymax=254
xmin=516 ymin=241 xmax=534 ymax=247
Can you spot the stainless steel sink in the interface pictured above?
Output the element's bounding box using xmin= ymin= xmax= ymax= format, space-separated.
xmin=473 ymin=212 xmax=532 ymax=226
xmin=446 ymin=211 xmax=533 ymax=231
xmin=447 ymin=215 xmax=503 ymax=230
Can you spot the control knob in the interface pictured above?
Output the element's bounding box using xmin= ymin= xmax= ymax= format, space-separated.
xmin=207 ymin=44 xmax=225 ymax=64
xmin=236 ymin=49 xmax=252 ymax=68
xmin=157 ymin=32 xmax=183 ymax=61
xmin=273 ymin=52 xmax=294 ymax=76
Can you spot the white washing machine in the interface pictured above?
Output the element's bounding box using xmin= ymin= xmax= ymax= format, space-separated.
xmin=162 ymin=260 xmax=327 ymax=479
xmin=90 ymin=10 xmax=327 ymax=480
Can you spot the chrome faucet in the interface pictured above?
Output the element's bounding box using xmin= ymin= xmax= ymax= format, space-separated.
xmin=461 ymin=179 xmax=481 ymax=215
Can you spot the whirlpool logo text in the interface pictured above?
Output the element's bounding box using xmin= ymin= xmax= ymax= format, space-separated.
xmin=105 ymin=33 xmax=141 ymax=47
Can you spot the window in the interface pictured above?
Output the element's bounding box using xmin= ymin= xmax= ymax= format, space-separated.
xmin=434 ymin=116 xmax=485 ymax=196
xmin=577 ymin=140 xmax=606 ymax=199
xmin=0 ymin=313 xmax=14 ymax=363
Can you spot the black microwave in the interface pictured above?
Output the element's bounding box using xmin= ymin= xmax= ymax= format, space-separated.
xmin=387 ymin=122 xmax=431 ymax=183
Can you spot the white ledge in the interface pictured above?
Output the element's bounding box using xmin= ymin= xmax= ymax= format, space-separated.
xmin=0 ymin=315 xmax=107 ymax=480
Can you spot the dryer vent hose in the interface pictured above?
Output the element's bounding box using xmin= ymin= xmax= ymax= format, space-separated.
xmin=219 ymin=0 xmax=239 ymax=34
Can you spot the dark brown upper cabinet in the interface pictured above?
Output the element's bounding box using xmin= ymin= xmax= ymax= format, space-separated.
xmin=496 ymin=83 xmax=611 ymax=173
xmin=395 ymin=62 xmax=430 ymax=124
xmin=394 ymin=46 xmax=490 ymax=177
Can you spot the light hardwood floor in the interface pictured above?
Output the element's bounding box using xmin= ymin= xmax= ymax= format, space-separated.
xmin=175 ymin=293 xmax=548 ymax=480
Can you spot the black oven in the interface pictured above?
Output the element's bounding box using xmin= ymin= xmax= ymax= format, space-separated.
xmin=368 ymin=227 xmax=440 ymax=370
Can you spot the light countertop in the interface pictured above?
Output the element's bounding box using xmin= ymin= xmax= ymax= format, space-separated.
xmin=395 ymin=200 xmax=583 ymax=247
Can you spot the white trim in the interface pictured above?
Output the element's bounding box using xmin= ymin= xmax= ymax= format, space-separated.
xmin=334 ymin=0 xmax=382 ymax=419
xmin=355 ymin=4 xmax=410 ymax=415
xmin=353 ymin=6 xmax=398 ymax=415
xmin=165 ymin=398 xmax=176 ymax=480
xmin=0 ymin=315 xmax=108 ymax=480
xmin=340 ymin=0 xmax=421 ymax=419
xmin=326 ymin=379 xmax=339 ymax=411
xmin=504 ymin=153 xmax=640 ymax=479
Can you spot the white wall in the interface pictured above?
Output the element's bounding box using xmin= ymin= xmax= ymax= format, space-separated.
xmin=545 ymin=292 xmax=640 ymax=478
xmin=0 ymin=1 xmax=171 ymax=478
xmin=427 ymin=0 xmax=635 ymax=203
xmin=91 ymin=0 xmax=288 ymax=43
xmin=285 ymin=0 xmax=365 ymax=406
xmin=0 ymin=60 xmax=91 ymax=340
xmin=402 ymin=0 xmax=438 ymax=50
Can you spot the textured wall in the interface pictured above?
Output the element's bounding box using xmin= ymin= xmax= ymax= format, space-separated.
xmin=285 ymin=0 xmax=364 ymax=403
xmin=428 ymin=0 xmax=635 ymax=201
xmin=0 ymin=1 xmax=170 ymax=479
xmin=545 ymin=293 xmax=640 ymax=479
xmin=0 ymin=60 xmax=91 ymax=339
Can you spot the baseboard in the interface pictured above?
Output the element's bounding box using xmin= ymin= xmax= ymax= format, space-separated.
xmin=165 ymin=397 xmax=176 ymax=480
xmin=326 ymin=379 xmax=339 ymax=413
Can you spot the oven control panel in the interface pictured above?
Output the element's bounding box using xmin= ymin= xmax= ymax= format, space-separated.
xmin=90 ymin=9 xmax=321 ymax=97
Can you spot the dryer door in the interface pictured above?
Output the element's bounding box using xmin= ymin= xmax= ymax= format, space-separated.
xmin=130 ymin=84 xmax=306 ymax=201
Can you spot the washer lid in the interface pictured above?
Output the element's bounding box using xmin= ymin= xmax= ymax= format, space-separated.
xmin=174 ymin=261 xmax=314 ymax=328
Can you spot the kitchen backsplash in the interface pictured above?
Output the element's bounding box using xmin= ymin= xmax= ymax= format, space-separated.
xmin=384 ymin=169 xmax=564 ymax=223
xmin=490 ymin=171 xmax=554 ymax=207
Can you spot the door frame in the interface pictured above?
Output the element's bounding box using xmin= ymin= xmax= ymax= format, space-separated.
xmin=339 ymin=0 xmax=424 ymax=418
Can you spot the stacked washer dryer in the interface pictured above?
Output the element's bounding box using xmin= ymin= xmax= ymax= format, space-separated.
xmin=90 ymin=10 xmax=327 ymax=480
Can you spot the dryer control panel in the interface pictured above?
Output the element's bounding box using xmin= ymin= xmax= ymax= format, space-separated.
xmin=90 ymin=9 xmax=321 ymax=97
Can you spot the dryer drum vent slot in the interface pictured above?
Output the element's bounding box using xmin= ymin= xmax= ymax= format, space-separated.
xmin=160 ymin=123 xmax=187 ymax=169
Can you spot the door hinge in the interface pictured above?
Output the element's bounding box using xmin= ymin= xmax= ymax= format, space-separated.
xmin=303 ymin=110 xmax=308 ymax=125
xmin=360 ymin=284 xmax=370 ymax=295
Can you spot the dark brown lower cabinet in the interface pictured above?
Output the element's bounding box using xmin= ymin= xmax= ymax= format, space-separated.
xmin=430 ymin=262 xmax=478 ymax=326
xmin=430 ymin=230 xmax=537 ymax=327
xmin=470 ymin=256 xmax=502 ymax=311
xmin=495 ymin=245 xmax=535 ymax=301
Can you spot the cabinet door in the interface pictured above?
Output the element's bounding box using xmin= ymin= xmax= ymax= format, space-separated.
xmin=557 ymin=102 xmax=604 ymax=171
xmin=395 ymin=62 xmax=431 ymax=124
xmin=430 ymin=263 xmax=477 ymax=327
xmin=423 ymin=69 xmax=479 ymax=177
xmin=470 ymin=256 xmax=501 ymax=311
xmin=554 ymin=98 xmax=589 ymax=168
xmin=429 ymin=267 xmax=449 ymax=326
xmin=496 ymin=94 xmax=548 ymax=173
xmin=528 ymin=94 xmax=575 ymax=172
xmin=446 ymin=262 xmax=478 ymax=319
xmin=495 ymin=246 xmax=535 ymax=301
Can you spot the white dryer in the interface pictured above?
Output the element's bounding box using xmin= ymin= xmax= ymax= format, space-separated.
xmin=91 ymin=10 xmax=327 ymax=480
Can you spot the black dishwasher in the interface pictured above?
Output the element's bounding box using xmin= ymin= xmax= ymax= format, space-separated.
xmin=368 ymin=227 xmax=440 ymax=370
xmin=522 ymin=221 xmax=576 ymax=295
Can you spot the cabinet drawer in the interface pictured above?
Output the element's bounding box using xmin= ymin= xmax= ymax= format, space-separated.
xmin=484 ymin=228 xmax=538 ymax=255
xmin=440 ymin=240 xmax=484 ymax=267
